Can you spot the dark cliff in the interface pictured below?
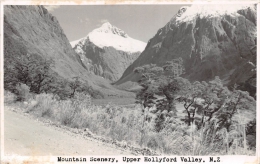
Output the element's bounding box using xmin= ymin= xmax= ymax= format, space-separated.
xmin=4 ymin=5 xmax=135 ymax=97
xmin=115 ymin=5 xmax=256 ymax=96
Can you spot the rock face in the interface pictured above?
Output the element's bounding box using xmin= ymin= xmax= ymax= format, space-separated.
xmin=116 ymin=4 xmax=256 ymax=96
xmin=4 ymin=5 xmax=87 ymax=79
xmin=4 ymin=5 xmax=135 ymax=97
xmin=71 ymin=23 xmax=146 ymax=82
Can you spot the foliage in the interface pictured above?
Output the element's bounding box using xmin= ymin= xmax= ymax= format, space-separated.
xmin=176 ymin=77 xmax=227 ymax=127
xmin=15 ymin=83 xmax=30 ymax=101
xmin=134 ymin=58 xmax=185 ymax=132
xmin=4 ymin=52 xmax=104 ymax=100
xmin=5 ymin=52 xmax=255 ymax=155
xmin=29 ymin=57 xmax=55 ymax=94
xmin=134 ymin=58 xmax=184 ymax=110
xmin=69 ymin=77 xmax=82 ymax=98
xmin=14 ymin=92 xmax=255 ymax=155
xmin=133 ymin=60 xmax=256 ymax=151
xmin=4 ymin=90 xmax=17 ymax=104
xmin=71 ymin=92 xmax=92 ymax=110
xmin=214 ymin=88 xmax=256 ymax=131
xmin=4 ymin=53 xmax=55 ymax=94
xmin=68 ymin=77 xmax=104 ymax=99
xmin=50 ymin=78 xmax=72 ymax=100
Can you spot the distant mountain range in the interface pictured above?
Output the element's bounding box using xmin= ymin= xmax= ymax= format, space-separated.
xmin=4 ymin=4 xmax=256 ymax=98
xmin=115 ymin=4 xmax=256 ymax=96
xmin=4 ymin=5 xmax=134 ymax=98
xmin=70 ymin=22 xmax=146 ymax=81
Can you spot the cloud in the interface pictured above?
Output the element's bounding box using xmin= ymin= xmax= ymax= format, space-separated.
xmin=100 ymin=19 xmax=109 ymax=24
xmin=96 ymin=19 xmax=109 ymax=27
xmin=44 ymin=5 xmax=60 ymax=11
xmin=78 ymin=17 xmax=90 ymax=25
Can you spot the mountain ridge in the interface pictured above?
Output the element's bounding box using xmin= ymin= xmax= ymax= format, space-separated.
xmin=71 ymin=22 xmax=147 ymax=81
xmin=115 ymin=4 xmax=256 ymax=96
xmin=71 ymin=22 xmax=146 ymax=53
xmin=4 ymin=5 xmax=135 ymax=98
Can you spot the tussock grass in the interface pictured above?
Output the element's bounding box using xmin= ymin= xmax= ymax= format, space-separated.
xmin=6 ymin=91 xmax=255 ymax=155
xmin=4 ymin=90 xmax=17 ymax=104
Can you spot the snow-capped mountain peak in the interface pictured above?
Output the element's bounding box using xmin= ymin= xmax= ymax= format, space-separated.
xmin=93 ymin=22 xmax=129 ymax=38
xmin=101 ymin=22 xmax=112 ymax=28
xmin=173 ymin=4 xmax=255 ymax=24
xmin=71 ymin=22 xmax=146 ymax=53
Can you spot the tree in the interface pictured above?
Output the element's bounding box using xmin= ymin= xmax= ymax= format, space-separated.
xmin=4 ymin=34 xmax=28 ymax=92
xmin=177 ymin=80 xmax=204 ymax=126
xmin=176 ymin=77 xmax=233 ymax=127
xmin=162 ymin=57 xmax=185 ymax=77
xmin=68 ymin=77 xmax=104 ymax=99
xmin=4 ymin=52 xmax=104 ymax=100
xmin=69 ymin=77 xmax=82 ymax=98
xmin=195 ymin=77 xmax=230 ymax=127
xmin=15 ymin=83 xmax=30 ymax=101
xmin=4 ymin=53 xmax=55 ymax=94
xmin=134 ymin=58 xmax=185 ymax=112
xmin=184 ymin=77 xmax=256 ymax=133
xmin=157 ymin=77 xmax=186 ymax=115
xmin=134 ymin=58 xmax=185 ymax=132
xmin=214 ymin=89 xmax=255 ymax=131
xmin=134 ymin=64 xmax=163 ymax=108
xmin=29 ymin=56 xmax=55 ymax=94
xmin=50 ymin=77 xmax=71 ymax=100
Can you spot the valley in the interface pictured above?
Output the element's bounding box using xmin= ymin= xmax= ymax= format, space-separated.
xmin=2 ymin=3 xmax=257 ymax=161
xmin=115 ymin=4 xmax=256 ymax=98
xmin=92 ymin=98 xmax=135 ymax=106
xmin=71 ymin=22 xmax=146 ymax=82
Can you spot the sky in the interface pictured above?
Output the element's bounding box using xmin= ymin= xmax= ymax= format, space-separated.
xmin=45 ymin=5 xmax=185 ymax=43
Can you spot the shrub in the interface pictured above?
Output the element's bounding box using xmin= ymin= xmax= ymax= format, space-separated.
xmin=5 ymin=53 xmax=55 ymax=94
xmin=15 ymin=83 xmax=30 ymax=101
xmin=21 ymin=91 xmax=254 ymax=155
xmin=71 ymin=92 xmax=91 ymax=109
xmin=4 ymin=90 xmax=17 ymax=103
xmin=28 ymin=93 xmax=54 ymax=117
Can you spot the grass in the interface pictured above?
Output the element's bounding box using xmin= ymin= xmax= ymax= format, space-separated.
xmin=4 ymin=90 xmax=17 ymax=104
xmin=92 ymin=98 xmax=135 ymax=106
xmin=4 ymin=91 xmax=256 ymax=156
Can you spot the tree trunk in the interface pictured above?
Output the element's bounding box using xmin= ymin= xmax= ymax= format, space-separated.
xmin=187 ymin=111 xmax=191 ymax=126
xmin=192 ymin=108 xmax=196 ymax=124
xmin=163 ymin=89 xmax=176 ymax=115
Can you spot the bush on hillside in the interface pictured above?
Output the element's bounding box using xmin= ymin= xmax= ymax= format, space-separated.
xmin=69 ymin=77 xmax=104 ymax=99
xmin=4 ymin=52 xmax=104 ymax=100
xmin=71 ymin=92 xmax=91 ymax=107
xmin=4 ymin=90 xmax=17 ymax=103
xmin=15 ymin=83 xmax=30 ymax=101
xmin=4 ymin=53 xmax=55 ymax=94
xmin=22 ymin=91 xmax=255 ymax=155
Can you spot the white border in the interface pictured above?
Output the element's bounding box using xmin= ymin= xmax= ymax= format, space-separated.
xmin=1 ymin=0 xmax=4 ymax=160
xmin=0 ymin=0 xmax=259 ymax=164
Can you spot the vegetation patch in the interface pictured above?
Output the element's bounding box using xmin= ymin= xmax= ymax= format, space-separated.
xmin=4 ymin=56 xmax=256 ymax=155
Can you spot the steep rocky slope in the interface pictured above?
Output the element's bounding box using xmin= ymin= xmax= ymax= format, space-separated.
xmin=4 ymin=5 xmax=134 ymax=97
xmin=71 ymin=23 xmax=146 ymax=82
xmin=4 ymin=5 xmax=85 ymax=79
xmin=115 ymin=4 xmax=256 ymax=96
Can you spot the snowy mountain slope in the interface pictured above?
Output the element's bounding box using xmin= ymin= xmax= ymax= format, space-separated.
xmin=70 ymin=38 xmax=83 ymax=48
xmin=174 ymin=4 xmax=255 ymax=24
xmin=71 ymin=22 xmax=146 ymax=53
xmin=116 ymin=4 xmax=256 ymax=97
xmin=4 ymin=6 xmax=135 ymax=98
xmin=71 ymin=22 xmax=147 ymax=81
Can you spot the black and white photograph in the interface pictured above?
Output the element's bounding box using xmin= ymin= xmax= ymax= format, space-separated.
xmin=1 ymin=0 xmax=258 ymax=163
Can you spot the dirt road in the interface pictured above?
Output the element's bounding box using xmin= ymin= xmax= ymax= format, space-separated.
xmin=4 ymin=106 xmax=132 ymax=156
